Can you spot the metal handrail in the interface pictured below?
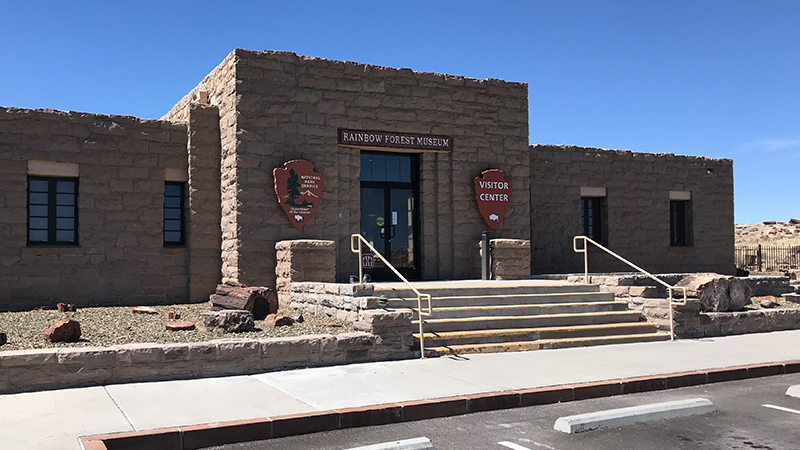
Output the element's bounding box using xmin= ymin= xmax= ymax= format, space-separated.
xmin=573 ymin=236 xmax=687 ymax=340
xmin=350 ymin=234 xmax=432 ymax=358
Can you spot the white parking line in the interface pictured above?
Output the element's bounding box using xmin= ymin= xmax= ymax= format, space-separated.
xmin=498 ymin=442 xmax=531 ymax=450
xmin=763 ymin=404 xmax=800 ymax=415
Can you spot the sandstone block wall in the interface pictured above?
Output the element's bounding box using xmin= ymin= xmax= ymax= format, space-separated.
xmin=165 ymin=49 xmax=530 ymax=287
xmin=275 ymin=240 xmax=336 ymax=305
xmin=484 ymin=238 xmax=531 ymax=280
xmin=0 ymin=108 xmax=187 ymax=309
xmin=163 ymin=53 xmax=239 ymax=284
xmin=187 ymin=104 xmax=223 ymax=301
xmin=0 ymin=106 xmax=222 ymax=309
xmin=531 ymin=146 xmax=735 ymax=275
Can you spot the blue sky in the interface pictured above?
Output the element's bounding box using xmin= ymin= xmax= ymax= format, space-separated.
xmin=1 ymin=1 xmax=797 ymax=224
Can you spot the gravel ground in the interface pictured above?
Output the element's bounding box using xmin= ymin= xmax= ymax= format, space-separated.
xmin=0 ymin=302 xmax=353 ymax=352
xmin=745 ymin=295 xmax=800 ymax=310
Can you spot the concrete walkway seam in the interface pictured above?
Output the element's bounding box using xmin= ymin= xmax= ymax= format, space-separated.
xmin=553 ymin=397 xmax=715 ymax=433
xmin=78 ymin=359 xmax=800 ymax=450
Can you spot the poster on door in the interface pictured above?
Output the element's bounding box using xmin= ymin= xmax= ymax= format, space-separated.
xmin=474 ymin=169 xmax=512 ymax=230
xmin=273 ymin=159 xmax=324 ymax=229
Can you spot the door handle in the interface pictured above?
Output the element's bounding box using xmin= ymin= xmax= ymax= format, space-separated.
xmin=380 ymin=227 xmax=385 ymax=239
xmin=390 ymin=226 xmax=396 ymax=238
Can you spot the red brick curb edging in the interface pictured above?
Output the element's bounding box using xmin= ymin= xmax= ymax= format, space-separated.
xmin=80 ymin=360 xmax=800 ymax=450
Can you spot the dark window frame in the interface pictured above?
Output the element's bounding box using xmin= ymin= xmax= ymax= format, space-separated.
xmin=27 ymin=176 xmax=79 ymax=246
xmin=670 ymin=200 xmax=692 ymax=247
xmin=581 ymin=196 xmax=605 ymax=245
xmin=163 ymin=181 xmax=186 ymax=246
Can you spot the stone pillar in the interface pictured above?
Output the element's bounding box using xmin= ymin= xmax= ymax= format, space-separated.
xmin=187 ymin=104 xmax=222 ymax=302
xmin=275 ymin=240 xmax=336 ymax=305
xmin=484 ymin=239 xmax=531 ymax=280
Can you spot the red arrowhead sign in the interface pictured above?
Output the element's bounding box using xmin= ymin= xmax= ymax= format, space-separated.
xmin=273 ymin=160 xmax=324 ymax=229
xmin=474 ymin=169 xmax=512 ymax=230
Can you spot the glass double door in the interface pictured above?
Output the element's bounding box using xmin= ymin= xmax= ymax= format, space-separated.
xmin=360 ymin=153 xmax=419 ymax=281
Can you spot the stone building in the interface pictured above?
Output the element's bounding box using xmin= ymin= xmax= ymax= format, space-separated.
xmin=0 ymin=49 xmax=735 ymax=310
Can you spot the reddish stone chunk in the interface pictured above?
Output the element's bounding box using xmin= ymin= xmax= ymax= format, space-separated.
xmin=166 ymin=320 xmax=195 ymax=331
xmin=44 ymin=319 xmax=82 ymax=343
xmin=264 ymin=314 xmax=293 ymax=327
xmin=132 ymin=306 xmax=159 ymax=315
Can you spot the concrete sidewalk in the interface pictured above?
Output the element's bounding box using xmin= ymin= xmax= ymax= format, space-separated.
xmin=3 ymin=330 xmax=800 ymax=449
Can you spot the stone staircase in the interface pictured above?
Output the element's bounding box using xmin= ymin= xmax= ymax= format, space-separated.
xmin=374 ymin=282 xmax=670 ymax=356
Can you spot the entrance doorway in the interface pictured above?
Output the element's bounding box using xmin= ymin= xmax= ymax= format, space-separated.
xmin=360 ymin=152 xmax=420 ymax=281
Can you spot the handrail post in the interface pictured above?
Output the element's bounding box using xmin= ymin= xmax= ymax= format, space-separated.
xmin=481 ymin=231 xmax=490 ymax=280
xmin=350 ymin=234 xmax=431 ymax=359
xmin=574 ymin=235 xmax=686 ymax=341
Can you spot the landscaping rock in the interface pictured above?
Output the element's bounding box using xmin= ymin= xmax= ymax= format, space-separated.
xmin=676 ymin=273 xmax=752 ymax=312
xmin=202 ymin=310 xmax=255 ymax=334
xmin=56 ymin=303 xmax=77 ymax=312
xmin=168 ymin=311 xmax=181 ymax=320
xmin=131 ymin=306 xmax=158 ymax=315
xmin=166 ymin=320 xmax=195 ymax=331
xmin=44 ymin=319 xmax=81 ymax=343
xmin=264 ymin=314 xmax=293 ymax=327
xmin=0 ymin=332 xmax=6 ymax=346
xmin=288 ymin=312 xmax=304 ymax=323
xmin=760 ymin=299 xmax=779 ymax=308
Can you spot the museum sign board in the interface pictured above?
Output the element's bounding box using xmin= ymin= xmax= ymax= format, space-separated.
xmin=338 ymin=129 xmax=453 ymax=152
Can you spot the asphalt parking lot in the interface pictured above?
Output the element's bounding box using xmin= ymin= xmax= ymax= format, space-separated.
xmin=208 ymin=373 xmax=800 ymax=450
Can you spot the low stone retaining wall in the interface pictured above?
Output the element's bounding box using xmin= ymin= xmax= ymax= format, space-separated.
xmin=566 ymin=273 xmax=793 ymax=298
xmin=0 ymin=331 xmax=408 ymax=395
xmin=674 ymin=300 xmax=800 ymax=338
xmin=289 ymin=282 xmax=416 ymax=358
xmin=627 ymin=297 xmax=800 ymax=337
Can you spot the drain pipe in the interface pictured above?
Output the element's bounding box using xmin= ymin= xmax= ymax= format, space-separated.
xmin=481 ymin=231 xmax=490 ymax=280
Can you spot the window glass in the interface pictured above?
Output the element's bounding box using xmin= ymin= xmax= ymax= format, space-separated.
xmin=56 ymin=181 xmax=74 ymax=193
xmin=164 ymin=182 xmax=185 ymax=245
xmin=29 ymin=192 xmax=48 ymax=204
xmin=371 ymin=155 xmax=386 ymax=181
xmin=56 ymin=206 xmax=74 ymax=218
xmin=29 ymin=218 xmax=48 ymax=229
xmin=399 ymin=156 xmax=411 ymax=182
xmin=164 ymin=196 xmax=181 ymax=209
xmin=360 ymin=154 xmax=373 ymax=181
xmin=29 ymin=205 xmax=48 ymax=217
xmin=385 ymin=155 xmax=400 ymax=182
xmin=28 ymin=177 xmax=78 ymax=245
xmin=29 ymin=230 xmax=48 ymax=242
xmin=56 ymin=193 xmax=74 ymax=206
xmin=29 ymin=180 xmax=49 ymax=192
xmin=165 ymin=184 xmax=182 ymax=197
xmin=56 ymin=230 xmax=74 ymax=242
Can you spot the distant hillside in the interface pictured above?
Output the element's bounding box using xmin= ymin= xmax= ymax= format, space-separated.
xmin=735 ymin=220 xmax=800 ymax=246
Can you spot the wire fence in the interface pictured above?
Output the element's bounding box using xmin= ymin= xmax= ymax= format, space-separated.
xmin=735 ymin=245 xmax=800 ymax=272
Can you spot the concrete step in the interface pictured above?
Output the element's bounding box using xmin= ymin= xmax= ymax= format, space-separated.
xmin=414 ymin=322 xmax=661 ymax=347
xmin=373 ymin=283 xmax=600 ymax=299
xmin=412 ymin=301 xmax=630 ymax=319
xmin=387 ymin=291 xmax=615 ymax=308
xmin=414 ymin=311 xmax=646 ymax=333
xmin=423 ymin=332 xmax=672 ymax=356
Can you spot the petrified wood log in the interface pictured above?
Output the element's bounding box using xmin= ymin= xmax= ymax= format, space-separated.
xmin=210 ymin=282 xmax=278 ymax=320
xmin=675 ymin=273 xmax=752 ymax=312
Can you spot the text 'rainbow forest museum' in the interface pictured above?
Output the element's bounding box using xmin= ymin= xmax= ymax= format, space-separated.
xmin=0 ymin=49 xmax=734 ymax=310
